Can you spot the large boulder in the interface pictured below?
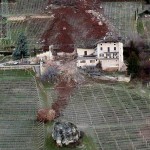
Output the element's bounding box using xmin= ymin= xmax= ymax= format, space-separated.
xmin=52 ymin=121 xmax=81 ymax=147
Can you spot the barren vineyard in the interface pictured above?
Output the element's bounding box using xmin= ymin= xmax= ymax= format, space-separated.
xmin=0 ymin=70 xmax=44 ymax=150
xmin=101 ymin=1 xmax=143 ymax=43
xmin=47 ymin=83 xmax=150 ymax=150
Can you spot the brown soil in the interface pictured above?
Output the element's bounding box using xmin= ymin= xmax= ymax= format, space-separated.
xmin=139 ymin=125 xmax=150 ymax=140
xmin=37 ymin=79 xmax=76 ymax=122
xmin=42 ymin=0 xmax=108 ymax=52
xmin=51 ymin=80 xmax=76 ymax=117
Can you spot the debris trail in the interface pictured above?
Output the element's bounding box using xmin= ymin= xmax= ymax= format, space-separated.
xmin=37 ymin=80 xmax=76 ymax=122
xmin=52 ymin=80 xmax=76 ymax=117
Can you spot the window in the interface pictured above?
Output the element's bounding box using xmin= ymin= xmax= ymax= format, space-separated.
xmin=84 ymin=51 xmax=87 ymax=56
xmin=114 ymin=47 xmax=116 ymax=50
xmin=90 ymin=60 xmax=95 ymax=63
xmin=113 ymin=53 xmax=119 ymax=59
xmin=108 ymin=47 xmax=110 ymax=52
xmin=80 ymin=60 xmax=85 ymax=63
xmin=100 ymin=47 xmax=103 ymax=50
xmin=106 ymin=53 xmax=110 ymax=58
xmin=99 ymin=54 xmax=104 ymax=57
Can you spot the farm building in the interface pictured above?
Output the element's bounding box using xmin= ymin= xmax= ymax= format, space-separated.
xmin=77 ymin=37 xmax=124 ymax=71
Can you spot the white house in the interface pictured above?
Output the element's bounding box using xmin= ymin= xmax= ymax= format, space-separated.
xmin=77 ymin=57 xmax=99 ymax=68
xmin=77 ymin=36 xmax=124 ymax=71
xmin=96 ymin=37 xmax=124 ymax=71
xmin=77 ymin=48 xmax=95 ymax=57
xmin=76 ymin=48 xmax=98 ymax=68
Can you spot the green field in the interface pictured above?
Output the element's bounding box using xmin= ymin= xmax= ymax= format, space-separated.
xmin=101 ymin=2 xmax=143 ymax=43
xmin=46 ymin=82 xmax=150 ymax=150
xmin=0 ymin=68 xmax=150 ymax=150
xmin=137 ymin=18 xmax=150 ymax=46
xmin=0 ymin=69 xmax=45 ymax=150
xmin=0 ymin=0 xmax=51 ymax=49
xmin=45 ymin=132 xmax=97 ymax=150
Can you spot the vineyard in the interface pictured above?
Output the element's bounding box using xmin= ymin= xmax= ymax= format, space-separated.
xmin=0 ymin=70 xmax=45 ymax=150
xmin=0 ymin=0 xmax=51 ymax=49
xmin=101 ymin=1 xmax=143 ymax=43
xmin=0 ymin=0 xmax=148 ymax=50
xmin=48 ymin=83 xmax=150 ymax=150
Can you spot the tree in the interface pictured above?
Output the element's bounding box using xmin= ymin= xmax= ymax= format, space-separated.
xmin=96 ymin=60 xmax=102 ymax=70
xmin=127 ymin=52 xmax=140 ymax=78
xmin=12 ymin=33 xmax=29 ymax=60
xmin=129 ymin=41 xmax=139 ymax=57
xmin=41 ymin=66 xmax=59 ymax=82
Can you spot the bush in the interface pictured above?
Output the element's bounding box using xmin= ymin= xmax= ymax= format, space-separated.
xmin=127 ymin=52 xmax=140 ymax=78
xmin=41 ymin=66 xmax=59 ymax=82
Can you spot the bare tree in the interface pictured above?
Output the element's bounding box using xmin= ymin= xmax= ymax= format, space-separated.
xmin=41 ymin=66 xmax=59 ymax=82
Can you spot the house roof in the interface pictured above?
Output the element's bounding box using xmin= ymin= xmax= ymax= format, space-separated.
xmin=96 ymin=36 xmax=120 ymax=44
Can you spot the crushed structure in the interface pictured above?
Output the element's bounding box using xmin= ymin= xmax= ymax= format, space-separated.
xmin=52 ymin=121 xmax=81 ymax=147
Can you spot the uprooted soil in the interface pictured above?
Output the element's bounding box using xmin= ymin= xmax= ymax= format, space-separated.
xmin=37 ymin=79 xmax=76 ymax=122
xmin=139 ymin=125 xmax=150 ymax=141
xmin=42 ymin=0 xmax=108 ymax=52
xmin=51 ymin=80 xmax=76 ymax=117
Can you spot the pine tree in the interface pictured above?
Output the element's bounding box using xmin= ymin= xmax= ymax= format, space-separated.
xmin=96 ymin=60 xmax=102 ymax=70
xmin=127 ymin=52 xmax=140 ymax=78
xmin=13 ymin=33 xmax=29 ymax=60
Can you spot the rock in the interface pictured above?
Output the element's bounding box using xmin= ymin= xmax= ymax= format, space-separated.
xmin=37 ymin=108 xmax=56 ymax=123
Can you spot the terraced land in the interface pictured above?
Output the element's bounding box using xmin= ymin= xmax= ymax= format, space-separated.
xmin=101 ymin=1 xmax=143 ymax=43
xmin=48 ymin=83 xmax=150 ymax=150
xmin=138 ymin=18 xmax=150 ymax=46
xmin=0 ymin=70 xmax=44 ymax=150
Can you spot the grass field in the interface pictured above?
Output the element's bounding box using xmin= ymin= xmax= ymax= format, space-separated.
xmin=0 ymin=0 xmax=51 ymax=49
xmin=0 ymin=68 xmax=150 ymax=150
xmin=0 ymin=69 xmax=45 ymax=150
xmin=101 ymin=2 xmax=143 ymax=43
xmin=137 ymin=17 xmax=150 ymax=46
xmin=46 ymin=82 xmax=150 ymax=150
xmin=45 ymin=131 xmax=97 ymax=150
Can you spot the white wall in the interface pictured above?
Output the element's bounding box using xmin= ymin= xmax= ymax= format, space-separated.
xmin=76 ymin=42 xmax=124 ymax=71
xmin=97 ymin=42 xmax=124 ymax=71
xmin=77 ymin=48 xmax=95 ymax=57
xmin=118 ymin=42 xmax=124 ymax=70
xmin=97 ymin=42 xmax=120 ymax=59
xmin=77 ymin=58 xmax=99 ymax=68
xmin=100 ymin=59 xmax=119 ymax=70
xmin=37 ymin=51 xmax=53 ymax=60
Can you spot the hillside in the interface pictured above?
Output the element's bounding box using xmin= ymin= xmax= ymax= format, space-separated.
xmin=42 ymin=0 xmax=108 ymax=52
xmin=1 ymin=0 xmax=148 ymax=50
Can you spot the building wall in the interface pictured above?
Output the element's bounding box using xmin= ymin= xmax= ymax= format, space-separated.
xmin=77 ymin=58 xmax=99 ymax=68
xmin=77 ymin=48 xmax=95 ymax=57
xmin=97 ymin=42 xmax=124 ymax=70
xmin=37 ymin=51 xmax=53 ymax=60
xmin=97 ymin=42 xmax=120 ymax=58
xmin=100 ymin=59 xmax=119 ymax=70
